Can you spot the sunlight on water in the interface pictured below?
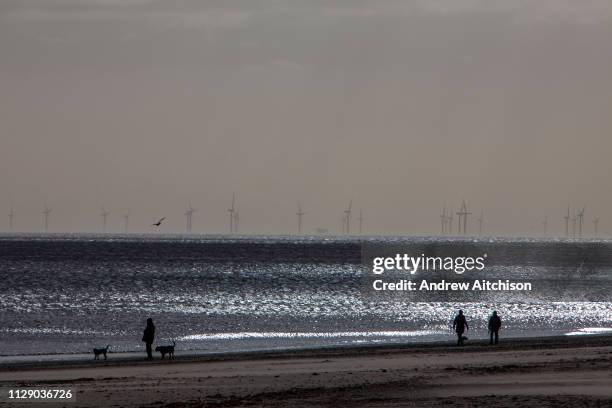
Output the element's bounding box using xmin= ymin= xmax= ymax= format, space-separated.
xmin=565 ymin=327 xmax=612 ymax=336
xmin=180 ymin=330 xmax=443 ymax=341
xmin=0 ymin=235 xmax=611 ymax=356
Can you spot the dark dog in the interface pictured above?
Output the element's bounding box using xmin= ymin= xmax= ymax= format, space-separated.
xmin=155 ymin=341 xmax=176 ymax=359
xmin=93 ymin=345 xmax=109 ymax=360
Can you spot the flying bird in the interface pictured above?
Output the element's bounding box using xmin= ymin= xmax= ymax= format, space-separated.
xmin=151 ymin=217 xmax=166 ymax=227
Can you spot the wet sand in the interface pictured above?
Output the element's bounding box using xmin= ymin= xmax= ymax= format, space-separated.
xmin=1 ymin=335 xmax=611 ymax=407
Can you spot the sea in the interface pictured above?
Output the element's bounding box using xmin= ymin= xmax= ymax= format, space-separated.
xmin=1 ymin=234 xmax=611 ymax=362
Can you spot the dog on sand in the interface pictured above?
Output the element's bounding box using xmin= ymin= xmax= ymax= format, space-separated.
xmin=93 ymin=345 xmax=109 ymax=360
xmin=155 ymin=341 xmax=176 ymax=359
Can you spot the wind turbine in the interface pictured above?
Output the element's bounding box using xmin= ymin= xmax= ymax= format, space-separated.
xmin=593 ymin=216 xmax=600 ymax=237
xmin=563 ymin=204 xmax=570 ymax=238
xmin=357 ymin=210 xmax=364 ymax=235
xmin=571 ymin=212 xmax=577 ymax=239
xmin=463 ymin=202 xmax=471 ymax=235
xmin=542 ymin=216 xmax=548 ymax=236
xmin=440 ymin=204 xmax=447 ymax=235
xmin=123 ymin=209 xmax=130 ymax=233
xmin=456 ymin=204 xmax=462 ymax=235
xmin=456 ymin=200 xmax=471 ymax=235
xmin=228 ymin=194 xmax=235 ymax=234
xmin=344 ymin=200 xmax=352 ymax=235
xmin=185 ymin=202 xmax=196 ymax=233
xmin=8 ymin=204 xmax=14 ymax=231
xmin=477 ymin=209 xmax=484 ymax=236
xmin=42 ymin=203 xmax=52 ymax=233
xmin=233 ymin=208 xmax=239 ymax=234
xmin=296 ymin=202 xmax=306 ymax=234
xmin=447 ymin=207 xmax=453 ymax=235
xmin=101 ymin=207 xmax=111 ymax=233
xmin=577 ymin=206 xmax=585 ymax=238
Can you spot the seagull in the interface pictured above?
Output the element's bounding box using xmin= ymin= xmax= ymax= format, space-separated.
xmin=151 ymin=217 xmax=166 ymax=227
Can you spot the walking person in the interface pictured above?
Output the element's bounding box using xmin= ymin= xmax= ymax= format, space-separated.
xmin=453 ymin=310 xmax=469 ymax=346
xmin=488 ymin=311 xmax=502 ymax=345
xmin=142 ymin=318 xmax=155 ymax=360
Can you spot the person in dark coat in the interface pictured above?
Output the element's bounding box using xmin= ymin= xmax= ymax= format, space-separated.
xmin=453 ymin=310 xmax=469 ymax=346
xmin=142 ymin=318 xmax=155 ymax=360
xmin=488 ymin=311 xmax=502 ymax=345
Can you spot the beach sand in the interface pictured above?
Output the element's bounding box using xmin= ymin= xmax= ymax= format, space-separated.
xmin=1 ymin=335 xmax=611 ymax=407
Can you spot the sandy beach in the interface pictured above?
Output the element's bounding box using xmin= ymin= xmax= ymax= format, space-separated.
xmin=1 ymin=335 xmax=611 ymax=407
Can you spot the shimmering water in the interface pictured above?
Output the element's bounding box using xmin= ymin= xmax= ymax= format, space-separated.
xmin=0 ymin=234 xmax=611 ymax=358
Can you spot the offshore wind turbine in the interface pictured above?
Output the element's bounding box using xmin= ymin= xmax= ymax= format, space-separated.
xmin=101 ymin=207 xmax=111 ymax=233
xmin=477 ymin=209 xmax=484 ymax=236
xmin=344 ymin=201 xmax=352 ymax=235
xmin=42 ymin=203 xmax=52 ymax=233
xmin=228 ymin=194 xmax=235 ymax=234
xmin=571 ymin=212 xmax=577 ymax=239
xmin=456 ymin=207 xmax=462 ymax=235
xmin=593 ymin=216 xmax=600 ymax=237
xmin=447 ymin=207 xmax=453 ymax=235
xmin=577 ymin=206 xmax=585 ymax=238
xmin=233 ymin=208 xmax=239 ymax=234
xmin=456 ymin=201 xmax=471 ymax=235
xmin=185 ymin=202 xmax=196 ymax=233
xmin=123 ymin=209 xmax=130 ymax=233
xmin=296 ymin=202 xmax=306 ymax=234
xmin=463 ymin=202 xmax=472 ymax=235
xmin=8 ymin=204 xmax=14 ymax=231
xmin=357 ymin=210 xmax=364 ymax=235
xmin=563 ymin=204 xmax=570 ymax=238
xmin=440 ymin=204 xmax=447 ymax=235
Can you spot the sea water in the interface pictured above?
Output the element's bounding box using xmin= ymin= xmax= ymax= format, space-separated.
xmin=0 ymin=234 xmax=610 ymax=361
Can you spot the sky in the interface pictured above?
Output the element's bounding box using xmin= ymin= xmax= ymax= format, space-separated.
xmin=1 ymin=0 xmax=611 ymax=236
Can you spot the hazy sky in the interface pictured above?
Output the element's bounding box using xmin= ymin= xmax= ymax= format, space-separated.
xmin=1 ymin=0 xmax=611 ymax=235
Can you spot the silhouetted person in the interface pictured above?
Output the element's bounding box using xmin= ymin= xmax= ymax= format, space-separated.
xmin=142 ymin=318 xmax=155 ymax=360
xmin=488 ymin=311 xmax=502 ymax=345
xmin=453 ymin=310 xmax=469 ymax=346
